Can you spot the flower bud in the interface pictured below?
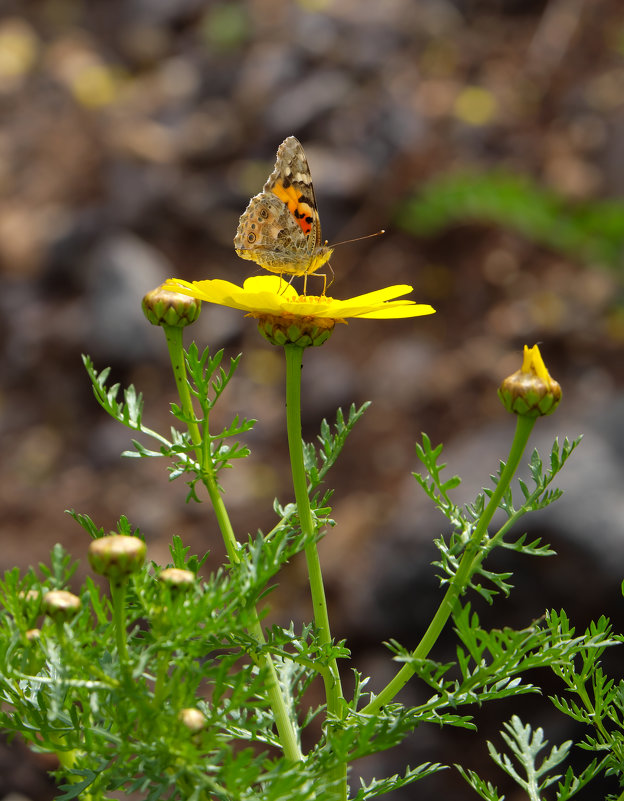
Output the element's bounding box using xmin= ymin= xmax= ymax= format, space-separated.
xmin=18 ymin=588 xmax=41 ymax=609
xmin=178 ymin=707 xmax=206 ymax=732
xmin=88 ymin=535 xmax=147 ymax=581
xmin=142 ymin=285 xmax=201 ymax=328
xmin=42 ymin=590 xmax=81 ymax=621
xmin=159 ymin=567 xmax=195 ymax=589
xmin=498 ymin=344 xmax=562 ymax=417
xmin=254 ymin=312 xmax=335 ymax=348
xmin=22 ymin=628 xmax=44 ymax=673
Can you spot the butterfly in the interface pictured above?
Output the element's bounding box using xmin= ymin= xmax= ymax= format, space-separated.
xmin=234 ymin=136 xmax=334 ymax=294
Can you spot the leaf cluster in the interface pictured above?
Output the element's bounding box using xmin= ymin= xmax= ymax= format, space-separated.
xmin=0 ymin=525 xmax=336 ymax=799
xmin=414 ymin=433 xmax=580 ymax=602
xmin=83 ymin=347 xmax=255 ymax=502
xmin=0 ymin=518 xmax=451 ymax=800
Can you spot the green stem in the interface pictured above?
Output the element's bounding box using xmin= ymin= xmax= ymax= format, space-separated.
xmin=284 ymin=345 xmax=344 ymax=714
xmin=362 ymin=414 xmax=536 ymax=715
xmin=575 ymin=680 xmax=610 ymax=741
xmin=284 ymin=344 xmax=347 ymax=799
xmin=163 ymin=325 xmax=302 ymax=762
xmin=164 ymin=325 xmax=239 ymax=565
xmin=110 ymin=579 xmax=129 ymax=667
xmin=153 ymin=659 xmax=169 ymax=708
xmin=248 ymin=610 xmax=304 ymax=761
xmin=54 ymin=744 xmax=99 ymax=801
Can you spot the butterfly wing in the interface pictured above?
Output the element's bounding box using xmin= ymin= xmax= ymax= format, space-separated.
xmin=234 ymin=136 xmax=332 ymax=277
xmin=234 ymin=192 xmax=308 ymax=275
xmin=263 ymin=136 xmax=322 ymax=251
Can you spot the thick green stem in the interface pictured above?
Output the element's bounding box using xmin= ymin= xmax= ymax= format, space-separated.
xmin=362 ymin=414 xmax=536 ymax=715
xmin=110 ymin=579 xmax=129 ymax=667
xmin=284 ymin=345 xmax=344 ymax=714
xmin=285 ymin=344 xmax=347 ymax=799
xmin=163 ymin=325 xmax=302 ymax=762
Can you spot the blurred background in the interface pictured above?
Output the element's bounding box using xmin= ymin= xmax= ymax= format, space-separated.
xmin=0 ymin=0 xmax=623 ymax=798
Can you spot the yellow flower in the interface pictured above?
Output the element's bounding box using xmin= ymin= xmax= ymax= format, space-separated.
xmin=498 ymin=344 xmax=562 ymax=417
xmin=163 ymin=275 xmax=435 ymax=347
xmin=164 ymin=276 xmax=435 ymax=320
xmin=163 ymin=276 xmax=435 ymax=347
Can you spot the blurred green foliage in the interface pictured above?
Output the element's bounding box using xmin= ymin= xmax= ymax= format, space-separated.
xmin=397 ymin=172 xmax=624 ymax=272
xmin=201 ymin=3 xmax=249 ymax=51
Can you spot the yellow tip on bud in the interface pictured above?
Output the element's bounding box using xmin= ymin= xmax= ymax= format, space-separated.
xmin=498 ymin=344 xmax=562 ymax=417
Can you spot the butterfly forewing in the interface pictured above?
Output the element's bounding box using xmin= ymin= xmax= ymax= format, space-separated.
xmin=234 ymin=136 xmax=333 ymax=280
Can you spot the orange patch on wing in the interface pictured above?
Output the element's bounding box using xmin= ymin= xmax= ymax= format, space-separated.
xmin=271 ymin=181 xmax=314 ymax=235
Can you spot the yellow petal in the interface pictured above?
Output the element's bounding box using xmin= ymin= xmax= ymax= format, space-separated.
xmin=357 ymin=304 xmax=436 ymax=319
xmin=522 ymin=344 xmax=551 ymax=383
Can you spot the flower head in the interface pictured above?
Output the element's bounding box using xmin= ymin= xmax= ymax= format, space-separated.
xmin=163 ymin=276 xmax=435 ymax=346
xmin=498 ymin=344 xmax=562 ymax=417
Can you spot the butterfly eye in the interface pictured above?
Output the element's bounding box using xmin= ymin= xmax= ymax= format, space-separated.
xmin=247 ymin=232 xmax=257 ymax=243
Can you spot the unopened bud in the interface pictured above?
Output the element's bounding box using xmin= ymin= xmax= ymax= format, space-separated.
xmin=42 ymin=590 xmax=81 ymax=621
xmin=88 ymin=535 xmax=147 ymax=580
xmin=22 ymin=628 xmax=44 ymax=672
xmin=159 ymin=567 xmax=195 ymax=589
xmin=498 ymin=344 xmax=562 ymax=417
xmin=142 ymin=285 xmax=201 ymax=328
xmin=18 ymin=589 xmax=41 ymax=609
xmin=179 ymin=707 xmax=206 ymax=732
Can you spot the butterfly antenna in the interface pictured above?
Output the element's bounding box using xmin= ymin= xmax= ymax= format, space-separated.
xmin=329 ymin=229 xmax=385 ymax=248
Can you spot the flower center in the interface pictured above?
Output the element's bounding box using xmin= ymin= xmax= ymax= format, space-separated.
xmin=294 ymin=295 xmax=333 ymax=305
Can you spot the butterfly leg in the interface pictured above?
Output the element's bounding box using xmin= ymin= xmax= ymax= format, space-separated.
xmin=277 ymin=273 xmax=297 ymax=296
xmin=278 ymin=273 xmax=288 ymax=295
xmin=303 ymin=272 xmax=321 ymax=296
xmin=325 ymin=262 xmax=335 ymax=293
xmin=306 ymin=262 xmax=333 ymax=296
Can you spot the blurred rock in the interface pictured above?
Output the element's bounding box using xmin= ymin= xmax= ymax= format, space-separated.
xmin=84 ymin=232 xmax=172 ymax=362
xmin=0 ymin=735 xmax=55 ymax=801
